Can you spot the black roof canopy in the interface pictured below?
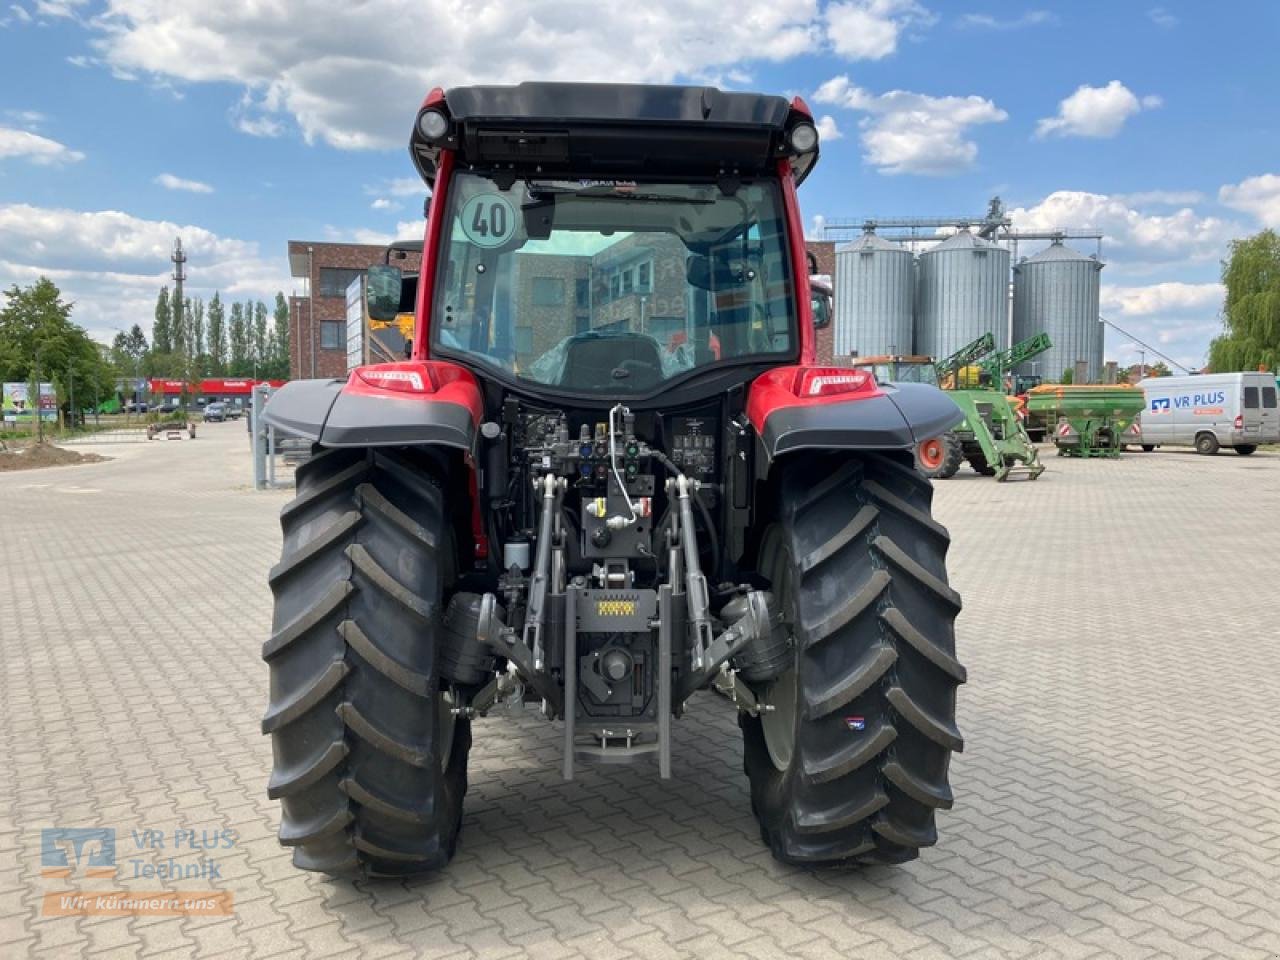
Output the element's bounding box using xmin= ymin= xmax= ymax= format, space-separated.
xmin=410 ymin=82 xmax=816 ymax=187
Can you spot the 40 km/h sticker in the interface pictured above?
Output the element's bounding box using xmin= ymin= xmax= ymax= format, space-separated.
xmin=459 ymin=193 xmax=516 ymax=248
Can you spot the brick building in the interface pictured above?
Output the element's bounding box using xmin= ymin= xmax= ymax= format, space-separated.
xmin=287 ymin=241 xmax=422 ymax=380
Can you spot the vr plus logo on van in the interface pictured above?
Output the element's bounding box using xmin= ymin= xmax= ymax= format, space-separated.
xmin=1173 ymin=391 xmax=1226 ymax=409
xmin=1150 ymin=397 xmax=1171 ymax=414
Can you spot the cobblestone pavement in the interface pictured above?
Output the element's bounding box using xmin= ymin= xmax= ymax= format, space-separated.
xmin=2 ymin=425 xmax=1279 ymax=959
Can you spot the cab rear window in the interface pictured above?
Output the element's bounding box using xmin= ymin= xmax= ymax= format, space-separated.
xmin=1243 ymin=386 xmax=1259 ymax=409
xmin=1264 ymin=386 xmax=1278 ymax=409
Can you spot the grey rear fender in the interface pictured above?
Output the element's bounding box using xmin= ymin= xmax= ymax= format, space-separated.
xmin=263 ymin=376 xmax=479 ymax=453
xmin=755 ymin=382 xmax=963 ymax=460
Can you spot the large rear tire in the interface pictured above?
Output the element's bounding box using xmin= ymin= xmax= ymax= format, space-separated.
xmin=263 ymin=446 xmax=469 ymax=877
xmin=741 ymin=453 xmax=965 ymax=865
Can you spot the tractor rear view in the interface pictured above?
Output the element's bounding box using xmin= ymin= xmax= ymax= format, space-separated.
xmin=261 ymin=82 xmax=967 ymax=877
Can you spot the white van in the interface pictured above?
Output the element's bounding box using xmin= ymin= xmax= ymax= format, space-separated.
xmin=1137 ymin=372 xmax=1279 ymax=455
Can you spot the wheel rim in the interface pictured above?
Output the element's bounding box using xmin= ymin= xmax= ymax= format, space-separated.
xmin=918 ymin=437 xmax=945 ymax=471
xmin=761 ymin=666 xmax=798 ymax=770
xmin=438 ymin=689 xmax=457 ymax=771
xmin=759 ymin=551 xmax=797 ymax=771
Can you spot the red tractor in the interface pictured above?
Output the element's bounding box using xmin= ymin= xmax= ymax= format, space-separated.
xmin=262 ymin=83 xmax=966 ymax=877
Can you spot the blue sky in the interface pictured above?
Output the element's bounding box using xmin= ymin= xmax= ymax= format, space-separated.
xmin=2 ymin=0 xmax=1278 ymax=370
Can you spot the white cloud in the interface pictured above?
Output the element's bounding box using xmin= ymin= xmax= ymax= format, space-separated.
xmin=7 ymin=4 xmax=35 ymax=24
xmin=958 ymin=10 xmax=1056 ymax=30
xmin=1101 ymin=282 xmax=1224 ymax=318
xmin=0 ymin=126 xmax=84 ymax=164
xmin=1219 ymin=174 xmax=1280 ymax=228
xmin=0 ymin=203 xmax=287 ymax=340
xmin=814 ymin=74 xmax=1006 ymax=175
xmin=87 ymin=0 xmax=830 ymax=150
xmin=370 ymin=197 xmax=394 ymax=211
xmin=34 ymin=0 xmax=86 ymax=18
xmin=1036 ymin=81 xmax=1159 ymax=139
xmin=1099 ymin=282 xmax=1224 ymax=370
xmin=154 ymin=172 xmax=214 ymax=194
xmin=1009 ymin=190 xmax=1241 ymax=265
xmin=825 ymin=0 xmax=934 ymax=61
xmin=815 ymin=114 xmax=843 ymax=142
xmin=321 ymin=220 xmax=423 ymax=247
xmin=4 ymin=109 xmax=45 ymax=128
xmin=1147 ymin=6 xmax=1178 ymax=28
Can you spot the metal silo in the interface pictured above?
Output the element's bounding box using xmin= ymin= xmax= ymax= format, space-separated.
xmin=1012 ymin=238 xmax=1103 ymax=383
xmin=915 ymin=228 xmax=1010 ymax=361
xmin=833 ymin=230 xmax=914 ymax=359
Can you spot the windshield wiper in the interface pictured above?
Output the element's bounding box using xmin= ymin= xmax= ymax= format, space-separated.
xmin=525 ymin=183 xmax=713 ymax=205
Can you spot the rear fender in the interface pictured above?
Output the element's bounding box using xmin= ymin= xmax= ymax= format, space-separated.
xmin=747 ymin=370 xmax=962 ymax=459
xmin=262 ymin=361 xmax=482 ymax=453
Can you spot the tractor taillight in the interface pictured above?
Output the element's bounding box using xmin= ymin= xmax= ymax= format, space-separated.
xmin=794 ymin=367 xmax=877 ymax=398
xmin=356 ymin=366 xmax=432 ymax=393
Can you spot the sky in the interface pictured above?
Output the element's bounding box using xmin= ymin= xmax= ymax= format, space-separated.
xmin=2 ymin=0 xmax=1278 ymax=371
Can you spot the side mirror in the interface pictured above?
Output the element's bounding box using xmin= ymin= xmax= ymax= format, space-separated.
xmin=367 ymin=265 xmax=403 ymax=322
xmin=810 ymin=290 xmax=832 ymax=329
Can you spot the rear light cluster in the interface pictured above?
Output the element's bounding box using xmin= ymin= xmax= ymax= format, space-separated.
xmin=356 ymin=365 xmax=433 ymax=394
xmin=792 ymin=367 xmax=877 ymax=398
xmin=1235 ymin=414 xmax=1244 ymax=429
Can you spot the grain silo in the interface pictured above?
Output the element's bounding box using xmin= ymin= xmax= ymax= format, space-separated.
xmin=1012 ymin=238 xmax=1103 ymax=383
xmin=915 ymin=228 xmax=1010 ymax=361
xmin=833 ymin=229 xmax=915 ymax=359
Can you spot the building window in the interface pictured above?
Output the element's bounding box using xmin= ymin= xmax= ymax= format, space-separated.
xmin=621 ymin=268 xmax=633 ymax=295
xmin=575 ymin=278 xmax=590 ymax=308
xmin=610 ymin=275 xmax=621 ymax=301
xmin=320 ymin=322 xmax=344 ymax=350
xmin=637 ymin=261 xmax=651 ymax=293
xmin=531 ymin=277 xmax=565 ymax=307
xmin=318 ymin=267 xmax=364 ymax=298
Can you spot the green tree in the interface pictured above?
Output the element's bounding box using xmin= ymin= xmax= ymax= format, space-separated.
xmin=253 ymin=301 xmax=268 ymax=377
xmin=1208 ymin=229 xmax=1280 ymax=372
xmin=190 ymin=297 xmax=205 ymax=359
xmin=153 ymin=286 xmax=173 ymax=355
xmin=172 ymin=290 xmax=185 ymax=359
xmin=0 ymin=277 xmax=114 ymax=420
xmin=229 ymin=302 xmax=248 ymax=376
xmin=273 ymin=292 xmax=290 ymax=378
xmin=207 ymin=293 xmax=226 ymax=374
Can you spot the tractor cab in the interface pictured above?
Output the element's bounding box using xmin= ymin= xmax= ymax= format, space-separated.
xmin=851 ymin=354 xmax=939 ymax=387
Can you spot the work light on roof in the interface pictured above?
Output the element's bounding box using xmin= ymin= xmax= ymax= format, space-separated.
xmin=417 ymin=109 xmax=449 ymax=140
xmin=789 ymin=122 xmax=819 ymax=154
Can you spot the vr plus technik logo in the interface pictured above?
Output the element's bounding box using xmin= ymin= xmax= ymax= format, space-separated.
xmin=41 ymin=828 xmax=116 ymax=879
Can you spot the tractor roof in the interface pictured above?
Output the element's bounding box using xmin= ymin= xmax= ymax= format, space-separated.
xmin=409 ymin=82 xmax=818 ymax=188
